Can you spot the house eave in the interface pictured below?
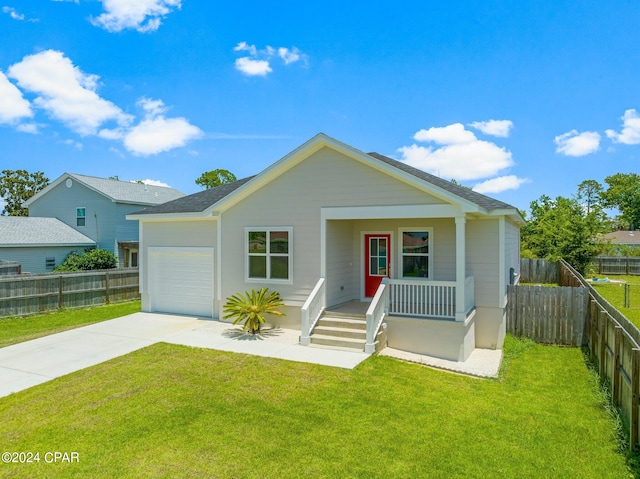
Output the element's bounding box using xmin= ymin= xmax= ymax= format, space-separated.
xmin=126 ymin=212 xmax=217 ymax=222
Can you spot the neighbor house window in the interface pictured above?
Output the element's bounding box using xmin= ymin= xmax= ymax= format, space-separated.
xmin=400 ymin=229 xmax=432 ymax=278
xmin=246 ymin=227 xmax=292 ymax=282
xmin=45 ymin=257 xmax=55 ymax=271
xmin=76 ymin=207 xmax=86 ymax=227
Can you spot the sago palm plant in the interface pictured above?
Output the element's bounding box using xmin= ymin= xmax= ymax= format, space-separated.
xmin=223 ymin=288 xmax=285 ymax=334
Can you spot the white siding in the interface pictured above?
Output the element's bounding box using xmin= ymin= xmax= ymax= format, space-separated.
xmin=139 ymin=220 xmax=217 ymax=312
xmin=221 ymin=147 xmax=446 ymax=306
xmin=466 ymin=218 xmax=500 ymax=309
xmin=505 ymin=219 xmax=521 ymax=286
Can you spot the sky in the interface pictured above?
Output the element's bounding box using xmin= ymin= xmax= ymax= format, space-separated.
xmin=1 ymin=1 xmax=640 ymax=214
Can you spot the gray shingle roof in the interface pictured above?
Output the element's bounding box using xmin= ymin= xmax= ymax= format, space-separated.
xmin=68 ymin=174 xmax=185 ymax=205
xmin=132 ymin=176 xmax=255 ymax=215
xmin=367 ymin=152 xmax=517 ymax=212
xmin=0 ymin=217 xmax=96 ymax=246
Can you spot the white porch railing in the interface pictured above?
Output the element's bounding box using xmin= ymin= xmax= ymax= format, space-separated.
xmin=300 ymin=277 xmax=326 ymax=346
xmin=365 ymin=278 xmax=389 ymax=354
xmin=387 ymin=277 xmax=475 ymax=319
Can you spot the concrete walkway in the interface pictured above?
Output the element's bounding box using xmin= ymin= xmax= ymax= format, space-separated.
xmin=0 ymin=312 xmax=504 ymax=399
xmin=379 ymin=347 xmax=503 ymax=378
xmin=0 ymin=312 xmax=370 ymax=398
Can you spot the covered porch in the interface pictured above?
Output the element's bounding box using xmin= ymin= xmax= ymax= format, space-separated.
xmin=300 ymin=204 xmax=478 ymax=361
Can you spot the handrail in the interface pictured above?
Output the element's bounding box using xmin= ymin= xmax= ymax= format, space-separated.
xmin=365 ymin=278 xmax=389 ymax=353
xmin=300 ymin=277 xmax=326 ymax=346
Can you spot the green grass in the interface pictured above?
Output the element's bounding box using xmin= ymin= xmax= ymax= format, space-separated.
xmin=0 ymin=301 xmax=141 ymax=348
xmin=0 ymin=336 xmax=631 ymax=478
xmin=590 ymin=275 xmax=640 ymax=328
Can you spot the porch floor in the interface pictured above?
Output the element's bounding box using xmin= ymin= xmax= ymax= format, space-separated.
xmin=326 ymin=300 xmax=369 ymax=316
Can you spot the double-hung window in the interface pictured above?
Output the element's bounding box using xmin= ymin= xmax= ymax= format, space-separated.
xmin=246 ymin=227 xmax=292 ymax=283
xmin=76 ymin=207 xmax=86 ymax=227
xmin=399 ymin=228 xmax=432 ymax=279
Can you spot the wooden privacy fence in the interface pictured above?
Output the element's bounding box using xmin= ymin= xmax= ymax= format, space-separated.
xmin=506 ymin=285 xmax=588 ymax=346
xmin=512 ymin=258 xmax=640 ymax=450
xmin=520 ymin=257 xmax=560 ymax=284
xmin=593 ymin=256 xmax=640 ymax=276
xmin=0 ymin=268 xmax=140 ymax=318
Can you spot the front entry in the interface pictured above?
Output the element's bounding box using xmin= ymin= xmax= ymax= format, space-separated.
xmin=364 ymin=234 xmax=391 ymax=297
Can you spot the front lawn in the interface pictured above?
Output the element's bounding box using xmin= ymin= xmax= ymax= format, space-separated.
xmin=0 ymin=301 xmax=141 ymax=348
xmin=0 ymin=336 xmax=630 ymax=478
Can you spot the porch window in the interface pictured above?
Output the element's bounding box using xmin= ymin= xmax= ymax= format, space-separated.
xmin=246 ymin=227 xmax=292 ymax=282
xmin=76 ymin=207 xmax=86 ymax=227
xmin=400 ymin=229 xmax=431 ymax=278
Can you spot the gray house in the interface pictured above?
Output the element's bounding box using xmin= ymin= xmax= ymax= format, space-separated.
xmin=22 ymin=173 xmax=185 ymax=268
xmin=0 ymin=216 xmax=95 ymax=273
xmin=128 ymin=134 xmax=524 ymax=361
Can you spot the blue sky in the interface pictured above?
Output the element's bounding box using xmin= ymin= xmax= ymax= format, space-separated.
xmin=1 ymin=1 xmax=640 ymax=214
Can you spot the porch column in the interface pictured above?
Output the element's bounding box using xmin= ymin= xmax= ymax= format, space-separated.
xmin=455 ymin=216 xmax=466 ymax=322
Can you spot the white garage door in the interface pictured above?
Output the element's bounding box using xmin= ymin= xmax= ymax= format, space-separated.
xmin=148 ymin=247 xmax=214 ymax=317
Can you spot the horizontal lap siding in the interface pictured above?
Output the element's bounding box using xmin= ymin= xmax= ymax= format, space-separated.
xmin=221 ymin=147 xmax=445 ymax=305
xmin=505 ymin=220 xmax=520 ymax=287
xmin=326 ymin=221 xmax=355 ymax=306
xmin=0 ymin=246 xmax=89 ymax=274
xmin=350 ymin=218 xmax=456 ymax=282
xmin=467 ymin=219 xmax=500 ymax=308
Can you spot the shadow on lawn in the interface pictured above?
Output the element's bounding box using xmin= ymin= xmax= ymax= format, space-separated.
xmin=221 ymin=326 xmax=286 ymax=341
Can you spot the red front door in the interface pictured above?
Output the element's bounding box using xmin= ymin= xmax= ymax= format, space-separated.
xmin=364 ymin=234 xmax=391 ymax=297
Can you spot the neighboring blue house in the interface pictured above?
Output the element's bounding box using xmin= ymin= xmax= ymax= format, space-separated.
xmin=21 ymin=173 xmax=185 ymax=268
xmin=0 ymin=216 xmax=95 ymax=273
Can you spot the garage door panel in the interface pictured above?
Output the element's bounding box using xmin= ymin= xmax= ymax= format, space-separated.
xmin=148 ymin=248 xmax=214 ymax=317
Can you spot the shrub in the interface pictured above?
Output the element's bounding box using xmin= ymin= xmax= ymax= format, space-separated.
xmin=223 ymin=288 xmax=285 ymax=334
xmin=54 ymin=249 xmax=117 ymax=272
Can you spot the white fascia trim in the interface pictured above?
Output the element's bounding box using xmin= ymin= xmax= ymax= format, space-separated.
xmin=321 ymin=204 xmax=462 ymax=220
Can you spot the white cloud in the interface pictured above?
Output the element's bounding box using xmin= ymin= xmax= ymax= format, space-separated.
xmin=63 ymin=138 xmax=83 ymax=150
xmin=278 ymin=47 xmax=302 ymax=65
xmin=90 ymin=0 xmax=182 ymax=33
xmin=123 ymin=103 xmax=203 ymax=156
xmin=16 ymin=123 xmax=38 ymax=134
xmin=0 ymin=71 xmax=32 ymax=124
xmin=468 ymin=119 xmax=513 ymax=138
xmin=554 ymin=129 xmax=601 ymax=157
xmin=473 ymin=175 xmax=529 ymax=194
xmin=233 ymin=42 xmax=257 ymax=56
xmin=7 ymin=50 xmax=132 ymax=135
xmin=235 ymin=57 xmax=272 ymax=77
xmin=605 ymin=109 xmax=640 ymax=145
xmin=413 ymin=123 xmax=476 ymax=145
xmin=3 ymin=6 xmax=24 ymax=20
xmin=399 ymin=123 xmax=514 ymax=181
xmin=133 ymin=178 xmax=170 ymax=187
xmin=234 ymin=42 xmax=306 ymax=77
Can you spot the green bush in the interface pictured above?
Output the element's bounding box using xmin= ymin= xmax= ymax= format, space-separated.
xmin=54 ymin=249 xmax=117 ymax=272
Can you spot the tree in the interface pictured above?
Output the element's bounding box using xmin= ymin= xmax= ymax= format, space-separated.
xmin=601 ymin=173 xmax=640 ymax=230
xmin=223 ymin=288 xmax=285 ymax=334
xmin=54 ymin=249 xmax=117 ymax=272
xmin=0 ymin=170 xmax=49 ymax=216
xmin=521 ymin=194 xmax=600 ymax=274
xmin=576 ymin=179 xmax=604 ymax=215
xmin=195 ymin=169 xmax=236 ymax=189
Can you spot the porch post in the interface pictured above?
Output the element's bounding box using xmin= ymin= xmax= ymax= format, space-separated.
xmin=455 ymin=216 xmax=466 ymax=322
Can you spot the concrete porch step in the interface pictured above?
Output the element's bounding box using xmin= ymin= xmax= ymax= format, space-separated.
xmin=313 ymin=325 xmax=366 ymax=340
xmin=316 ymin=316 xmax=366 ymax=330
xmin=309 ymin=334 xmax=365 ymax=350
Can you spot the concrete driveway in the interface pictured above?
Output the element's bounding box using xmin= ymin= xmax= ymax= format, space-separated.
xmin=0 ymin=312 xmax=370 ymax=398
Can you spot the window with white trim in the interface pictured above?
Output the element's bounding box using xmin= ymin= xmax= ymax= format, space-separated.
xmin=399 ymin=229 xmax=432 ymax=278
xmin=246 ymin=227 xmax=292 ymax=282
xmin=76 ymin=207 xmax=86 ymax=227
